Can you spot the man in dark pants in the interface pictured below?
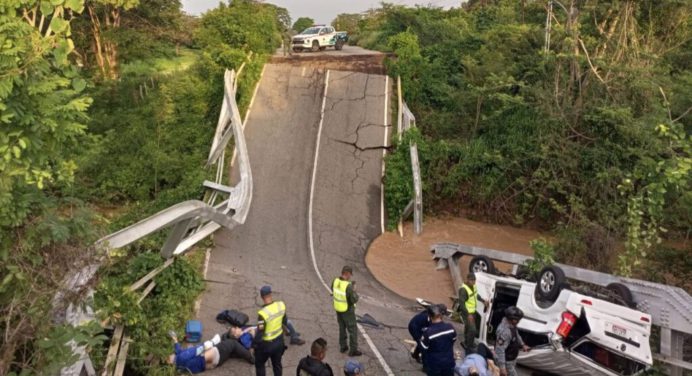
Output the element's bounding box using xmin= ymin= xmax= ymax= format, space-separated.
xmin=332 ymin=266 xmax=361 ymax=356
xmin=296 ymin=337 xmax=334 ymax=376
xmin=458 ymin=273 xmax=488 ymax=352
xmin=420 ymin=304 xmax=456 ymax=376
xmin=253 ymin=285 xmax=289 ymax=376
xmin=408 ymin=307 xmax=432 ymax=363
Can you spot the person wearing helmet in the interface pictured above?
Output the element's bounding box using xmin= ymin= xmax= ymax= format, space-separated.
xmin=420 ymin=304 xmax=457 ymax=376
xmin=495 ymin=307 xmax=530 ymax=376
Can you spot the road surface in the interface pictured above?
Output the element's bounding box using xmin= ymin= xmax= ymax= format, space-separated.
xmin=195 ymin=52 xmax=538 ymax=375
xmin=198 ymin=61 xmax=435 ymax=375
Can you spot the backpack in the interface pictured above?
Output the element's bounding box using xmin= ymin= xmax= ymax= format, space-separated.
xmin=216 ymin=309 xmax=249 ymax=327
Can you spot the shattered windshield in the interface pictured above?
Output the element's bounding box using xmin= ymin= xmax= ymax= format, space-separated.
xmin=301 ymin=27 xmax=321 ymax=35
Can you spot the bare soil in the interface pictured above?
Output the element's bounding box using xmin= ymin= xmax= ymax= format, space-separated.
xmin=365 ymin=216 xmax=548 ymax=307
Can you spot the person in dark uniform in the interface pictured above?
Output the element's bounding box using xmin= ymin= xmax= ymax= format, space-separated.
xmin=408 ymin=306 xmax=432 ymax=363
xmin=458 ymin=273 xmax=488 ymax=352
xmin=296 ymin=337 xmax=334 ymax=376
xmin=495 ymin=306 xmax=530 ymax=376
xmin=332 ymin=266 xmax=361 ymax=356
xmin=420 ymin=304 xmax=457 ymax=376
xmin=253 ymin=285 xmax=290 ymax=376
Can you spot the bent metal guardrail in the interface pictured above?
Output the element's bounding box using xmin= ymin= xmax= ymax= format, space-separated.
xmin=396 ymin=76 xmax=423 ymax=235
xmin=431 ymin=242 xmax=692 ymax=375
xmin=60 ymin=68 xmax=254 ymax=376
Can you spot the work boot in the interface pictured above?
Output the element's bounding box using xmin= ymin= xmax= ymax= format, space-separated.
xmin=349 ymin=350 xmax=363 ymax=357
xmin=290 ymin=338 xmax=306 ymax=345
xmin=340 ymin=347 xmax=349 ymax=353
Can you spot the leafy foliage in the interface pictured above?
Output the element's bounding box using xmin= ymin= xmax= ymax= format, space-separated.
xmin=93 ymin=251 xmax=204 ymax=373
xmin=360 ymin=1 xmax=691 ymax=275
xmin=292 ymin=16 xmax=314 ymax=33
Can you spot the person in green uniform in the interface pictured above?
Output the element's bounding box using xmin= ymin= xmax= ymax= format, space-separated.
xmin=457 ymin=273 xmax=488 ymax=352
xmin=332 ymin=266 xmax=361 ymax=356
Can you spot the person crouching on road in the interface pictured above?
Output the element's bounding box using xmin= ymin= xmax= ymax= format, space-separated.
xmin=332 ymin=265 xmax=361 ymax=356
xmin=420 ymin=304 xmax=457 ymax=376
xmin=408 ymin=306 xmax=432 ymax=363
xmin=297 ymin=337 xmax=334 ymax=376
xmin=495 ymin=307 xmax=530 ymax=376
xmin=458 ymin=273 xmax=488 ymax=352
xmin=253 ymin=285 xmax=290 ymax=376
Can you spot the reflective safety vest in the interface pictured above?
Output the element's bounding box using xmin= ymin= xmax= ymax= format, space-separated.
xmin=462 ymin=284 xmax=478 ymax=314
xmin=332 ymin=278 xmax=350 ymax=313
xmin=258 ymin=301 xmax=286 ymax=341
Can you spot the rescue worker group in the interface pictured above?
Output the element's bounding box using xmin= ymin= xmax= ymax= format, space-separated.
xmin=172 ymin=267 xmax=529 ymax=376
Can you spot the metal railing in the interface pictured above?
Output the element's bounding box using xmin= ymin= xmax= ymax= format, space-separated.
xmin=60 ymin=66 xmax=254 ymax=376
xmin=396 ymin=76 xmax=423 ymax=235
xmin=431 ymin=242 xmax=692 ymax=375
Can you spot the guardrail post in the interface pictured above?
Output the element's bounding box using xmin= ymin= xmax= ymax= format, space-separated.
xmin=160 ymin=218 xmax=194 ymax=258
xmin=661 ymin=328 xmax=685 ymax=376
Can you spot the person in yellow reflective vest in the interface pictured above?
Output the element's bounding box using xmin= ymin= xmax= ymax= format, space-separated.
xmin=457 ymin=273 xmax=488 ymax=352
xmin=331 ymin=266 xmax=361 ymax=356
xmin=253 ymin=285 xmax=290 ymax=376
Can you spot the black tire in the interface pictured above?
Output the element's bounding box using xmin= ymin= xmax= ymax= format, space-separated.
xmin=335 ymin=40 xmax=344 ymax=50
xmin=469 ymin=255 xmax=496 ymax=275
xmin=311 ymin=41 xmax=320 ymax=52
xmin=606 ymin=282 xmax=636 ymax=308
xmin=536 ymin=266 xmax=566 ymax=302
xmin=292 ymin=47 xmax=300 ymax=53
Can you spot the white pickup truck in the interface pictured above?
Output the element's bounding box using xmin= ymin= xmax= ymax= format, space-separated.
xmin=292 ymin=25 xmax=348 ymax=53
xmin=474 ymin=271 xmax=653 ymax=376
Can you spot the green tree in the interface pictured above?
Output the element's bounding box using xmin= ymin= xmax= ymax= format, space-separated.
xmin=0 ymin=1 xmax=102 ymax=373
xmin=292 ymin=16 xmax=314 ymax=32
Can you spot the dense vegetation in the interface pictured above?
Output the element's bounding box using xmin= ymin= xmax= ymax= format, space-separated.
xmin=353 ymin=1 xmax=691 ymax=280
xmin=0 ymin=0 xmax=283 ymax=374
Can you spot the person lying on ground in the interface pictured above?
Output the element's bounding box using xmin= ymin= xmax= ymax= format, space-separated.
xmin=455 ymin=343 xmax=500 ymax=376
xmin=297 ymin=337 xmax=334 ymax=376
xmin=168 ymin=331 xmax=254 ymax=374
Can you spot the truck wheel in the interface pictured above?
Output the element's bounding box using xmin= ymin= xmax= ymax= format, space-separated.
xmin=335 ymin=40 xmax=344 ymax=50
xmin=311 ymin=41 xmax=320 ymax=52
xmin=606 ymin=283 xmax=636 ymax=308
xmin=292 ymin=47 xmax=300 ymax=53
xmin=469 ymin=255 xmax=496 ymax=275
xmin=536 ymin=266 xmax=566 ymax=302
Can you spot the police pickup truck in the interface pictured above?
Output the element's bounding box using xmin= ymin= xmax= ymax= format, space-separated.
xmin=292 ymin=25 xmax=348 ymax=52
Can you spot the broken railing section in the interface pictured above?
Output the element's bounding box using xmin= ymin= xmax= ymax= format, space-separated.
xmin=431 ymin=242 xmax=692 ymax=376
xmin=61 ymin=66 xmax=255 ymax=376
xmin=396 ymin=76 xmax=423 ymax=235
xmin=100 ymin=68 xmax=253 ymax=258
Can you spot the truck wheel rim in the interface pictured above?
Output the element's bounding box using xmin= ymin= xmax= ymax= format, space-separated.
xmin=540 ymin=271 xmax=555 ymax=293
xmin=473 ymin=260 xmax=488 ymax=272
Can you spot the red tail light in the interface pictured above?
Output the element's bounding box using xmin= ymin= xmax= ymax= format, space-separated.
xmin=641 ymin=316 xmax=650 ymax=322
xmin=580 ymin=299 xmax=592 ymax=305
xmin=556 ymin=311 xmax=577 ymax=338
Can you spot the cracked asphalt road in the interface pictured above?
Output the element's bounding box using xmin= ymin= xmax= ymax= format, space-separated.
xmin=197 ymin=63 xmax=442 ymax=375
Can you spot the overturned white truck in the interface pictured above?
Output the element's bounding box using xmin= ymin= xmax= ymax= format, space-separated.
xmin=475 ymin=271 xmax=652 ymax=376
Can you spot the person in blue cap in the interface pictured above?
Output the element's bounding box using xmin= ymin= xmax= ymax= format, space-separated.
xmin=343 ymin=359 xmax=364 ymax=376
xmin=254 ymin=285 xmax=291 ymax=376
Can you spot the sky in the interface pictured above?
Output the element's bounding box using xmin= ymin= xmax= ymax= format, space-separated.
xmin=181 ymin=0 xmax=461 ymax=24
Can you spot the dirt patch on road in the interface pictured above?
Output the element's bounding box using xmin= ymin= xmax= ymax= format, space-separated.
xmin=271 ymin=54 xmax=389 ymax=74
xmin=365 ymin=217 xmax=548 ymax=306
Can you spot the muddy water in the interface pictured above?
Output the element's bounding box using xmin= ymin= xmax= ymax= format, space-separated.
xmin=365 ymin=216 xmax=548 ymax=307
